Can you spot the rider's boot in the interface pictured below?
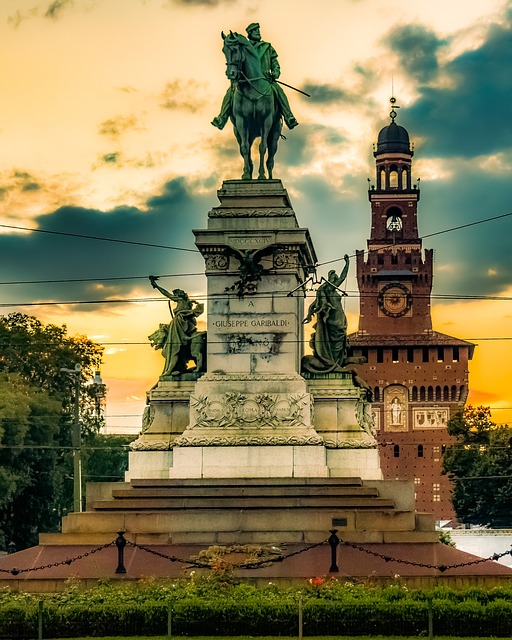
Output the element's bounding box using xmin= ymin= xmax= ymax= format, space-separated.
xmin=211 ymin=113 xmax=229 ymax=130
xmin=285 ymin=116 xmax=299 ymax=130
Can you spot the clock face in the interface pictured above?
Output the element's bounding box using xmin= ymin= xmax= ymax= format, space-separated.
xmin=379 ymin=283 xmax=412 ymax=317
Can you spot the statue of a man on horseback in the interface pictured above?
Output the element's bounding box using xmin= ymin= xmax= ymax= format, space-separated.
xmin=212 ymin=23 xmax=298 ymax=132
xmin=212 ymin=23 xmax=300 ymax=180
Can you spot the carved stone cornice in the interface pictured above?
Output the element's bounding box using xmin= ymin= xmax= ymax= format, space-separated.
xmin=130 ymin=440 xmax=172 ymax=451
xmin=208 ymin=208 xmax=295 ymax=218
xmin=173 ymin=435 xmax=324 ymax=447
xmin=200 ymin=373 xmax=305 ymax=382
xmin=322 ymin=439 xmax=377 ymax=449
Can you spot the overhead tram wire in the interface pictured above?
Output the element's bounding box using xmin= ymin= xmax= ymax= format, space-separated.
xmin=315 ymin=211 xmax=512 ymax=268
xmin=0 ymin=223 xmax=201 ymax=254
xmin=2 ymin=288 xmax=512 ymax=308
xmin=0 ymin=272 xmax=205 ymax=286
xmin=2 ymin=209 xmax=511 ymax=276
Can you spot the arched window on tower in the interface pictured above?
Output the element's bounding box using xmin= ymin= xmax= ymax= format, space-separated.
xmin=417 ymin=444 xmax=424 ymax=458
xmin=386 ymin=206 xmax=403 ymax=238
xmin=412 ymin=386 xmax=418 ymax=401
xmin=374 ymin=387 xmax=381 ymax=402
xmin=402 ymin=166 xmax=410 ymax=189
xmin=394 ymin=445 xmax=400 ymax=458
xmin=389 ymin=164 xmax=399 ymax=188
xmin=379 ymin=168 xmax=385 ymax=190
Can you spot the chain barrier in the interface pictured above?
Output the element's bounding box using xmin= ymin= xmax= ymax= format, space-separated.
xmin=339 ymin=537 xmax=512 ymax=573
xmin=127 ymin=537 xmax=327 ymax=570
xmin=0 ymin=532 xmax=510 ymax=576
xmin=0 ymin=540 xmax=115 ymax=576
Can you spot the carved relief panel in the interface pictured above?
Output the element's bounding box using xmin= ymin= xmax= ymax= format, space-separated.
xmin=384 ymin=385 xmax=409 ymax=432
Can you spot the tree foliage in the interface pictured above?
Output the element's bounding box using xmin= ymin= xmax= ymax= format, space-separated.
xmin=0 ymin=313 xmax=105 ymax=549
xmin=443 ymin=405 xmax=512 ymax=527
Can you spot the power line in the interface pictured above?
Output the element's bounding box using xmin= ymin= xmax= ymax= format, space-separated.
xmin=317 ymin=211 xmax=512 ymax=267
xmin=2 ymin=288 xmax=512 ymax=307
xmin=0 ymin=223 xmax=200 ymax=253
xmin=1 ymin=210 xmax=511 ymax=280
xmin=0 ymin=272 xmax=204 ymax=286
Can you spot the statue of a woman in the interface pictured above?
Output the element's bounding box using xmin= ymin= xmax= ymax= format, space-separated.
xmin=302 ymin=255 xmax=350 ymax=374
xmin=148 ymin=276 xmax=206 ymax=377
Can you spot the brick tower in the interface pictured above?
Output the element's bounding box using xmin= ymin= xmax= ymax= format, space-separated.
xmin=348 ymin=100 xmax=475 ymax=520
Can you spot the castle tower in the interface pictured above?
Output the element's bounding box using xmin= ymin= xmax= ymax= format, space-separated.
xmin=348 ymin=100 xmax=475 ymax=520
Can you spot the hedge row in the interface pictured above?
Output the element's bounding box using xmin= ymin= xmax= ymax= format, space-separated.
xmin=1 ymin=598 xmax=511 ymax=638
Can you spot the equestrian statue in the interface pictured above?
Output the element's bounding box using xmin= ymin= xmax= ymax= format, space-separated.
xmin=212 ymin=23 xmax=300 ymax=181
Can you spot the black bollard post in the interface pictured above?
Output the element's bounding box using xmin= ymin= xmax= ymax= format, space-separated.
xmin=328 ymin=529 xmax=340 ymax=573
xmin=115 ymin=531 xmax=127 ymax=574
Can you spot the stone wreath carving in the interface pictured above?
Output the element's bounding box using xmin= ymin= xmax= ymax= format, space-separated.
xmin=190 ymin=392 xmax=307 ymax=430
xmin=205 ymin=254 xmax=229 ymax=270
xmin=273 ymin=251 xmax=299 ymax=269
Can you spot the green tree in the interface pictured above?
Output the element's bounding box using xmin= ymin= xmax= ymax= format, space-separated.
xmin=443 ymin=405 xmax=512 ymax=527
xmin=82 ymin=433 xmax=132 ymax=486
xmin=0 ymin=313 xmax=105 ymax=549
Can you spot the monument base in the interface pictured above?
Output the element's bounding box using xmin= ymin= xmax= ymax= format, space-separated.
xmin=169 ymin=445 xmax=329 ymax=478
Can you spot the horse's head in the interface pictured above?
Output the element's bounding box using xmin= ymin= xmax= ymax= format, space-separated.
xmin=221 ymin=31 xmax=245 ymax=82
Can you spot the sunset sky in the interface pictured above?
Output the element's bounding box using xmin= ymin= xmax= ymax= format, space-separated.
xmin=1 ymin=0 xmax=511 ymax=432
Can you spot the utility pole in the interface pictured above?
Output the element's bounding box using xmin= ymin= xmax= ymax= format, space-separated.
xmin=61 ymin=364 xmax=83 ymax=513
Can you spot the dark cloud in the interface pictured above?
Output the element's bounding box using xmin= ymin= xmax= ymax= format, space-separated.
xmin=384 ymin=24 xmax=446 ymax=82
xmin=415 ymin=168 xmax=512 ymax=298
xmin=278 ymin=124 xmax=346 ymax=168
xmin=7 ymin=8 xmax=38 ymax=28
xmin=402 ymin=20 xmax=512 ymax=158
xmin=302 ymin=83 xmax=354 ymax=106
xmin=98 ymin=116 xmax=142 ymax=139
xmin=0 ymin=170 xmax=42 ymax=198
xmin=101 ymin=153 xmax=121 ymax=165
xmin=94 ymin=151 xmax=168 ymax=170
xmin=171 ymin=0 xmax=233 ymax=5
xmin=160 ymin=80 xmax=208 ymax=113
xmin=45 ymin=0 xmax=74 ymax=20
xmin=0 ymin=178 xmax=209 ymax=310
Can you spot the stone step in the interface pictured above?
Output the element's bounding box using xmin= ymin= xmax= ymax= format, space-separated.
xmin=110 ymin=486 xmax=380 ymax=500
xmin=91 ymin=496 xmax=395 ymax=511
xmin=129 ymin=477 xmax=365 ymax=489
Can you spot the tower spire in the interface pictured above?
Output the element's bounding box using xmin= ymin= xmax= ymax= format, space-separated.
xmin=389 ymin=95 xmax=400 ymax=123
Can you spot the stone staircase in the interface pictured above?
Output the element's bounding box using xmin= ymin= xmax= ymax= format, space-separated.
xmin=39 ymin=477 xmax=438 ymax=546
xmin=91 ymin=477 xmax=395 ymax=511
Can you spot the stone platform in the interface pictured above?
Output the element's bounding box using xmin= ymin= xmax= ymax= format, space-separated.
xmin=39 ymin=476 xmax=437 ymax=546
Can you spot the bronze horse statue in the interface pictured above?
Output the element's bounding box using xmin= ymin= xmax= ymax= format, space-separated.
xmin=221 ymin=31 xmax=282 ymax=180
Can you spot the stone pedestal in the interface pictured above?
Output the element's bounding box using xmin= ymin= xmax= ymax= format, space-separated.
xmin=126 ymin=380 xmax=195 ymax=480
xmin=307 ymin=373 xmax=382 ymax=480
xmin=127 ymin=180 xmax=380 ymax=482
